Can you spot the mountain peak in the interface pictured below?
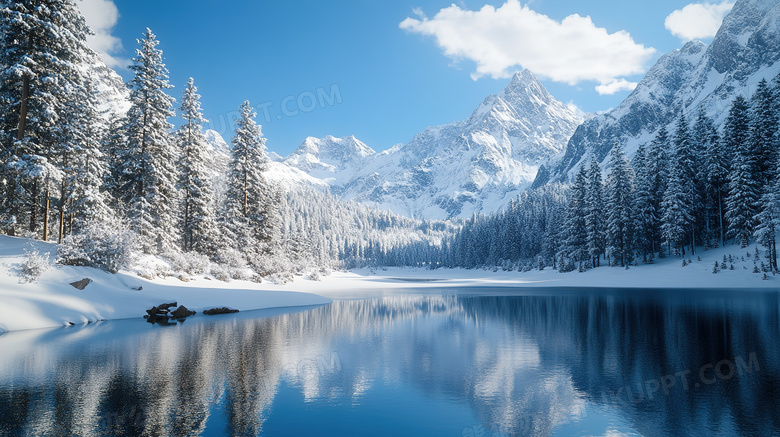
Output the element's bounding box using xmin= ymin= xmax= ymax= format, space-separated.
xmin=510 ymin=69 xmax=538 ymax=84
xmin=498 ymin=69 xmax=552 ymax=104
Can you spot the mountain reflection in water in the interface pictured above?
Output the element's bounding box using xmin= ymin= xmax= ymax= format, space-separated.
xmin=0 ymin=288 xmax=778 ymax=436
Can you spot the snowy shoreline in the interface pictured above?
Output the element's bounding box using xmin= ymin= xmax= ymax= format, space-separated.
xmin=1 ymin=235 xmax=777 ymax=333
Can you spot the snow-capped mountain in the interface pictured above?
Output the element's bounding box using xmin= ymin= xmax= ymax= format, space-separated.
xmin=284 ymin=70 xmax=584 ymax=219
xmin=283 ymin=135 xmax=375 ymax=187
xmin=533 ymin=0 xmax=780 ymax=186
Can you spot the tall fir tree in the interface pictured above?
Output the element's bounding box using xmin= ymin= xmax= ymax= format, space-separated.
xmin=177 ymin=77 xmax=218 ymax=255
xmin=648 ymin=126 xmax=671 ymax=255
xmin=697 ymin=109 xmax=727 ymax=247
xmin=662 ymin=114 xmax=698 ymax=255
xmin=222 ymin=101 xmax=279 ymax=262
xmin=585 ymin=156 xmax=605 ymax=267
xmin=633 ymin=144 xmax=656 ymax=260
xmin=748 ymin=79 xmax=778 ymax=186
xmin=119 ymin=28 xmax=178 ymax=254
xmin=754 ymin=179 xmax=779 ymax=273
xmin=61 ymin=81 xmax=114 ymax=238
xmin=724 ymin=96 xmax=760 ymax=248
xmin=559 ymin=164 xmax=588 ymax=271
xmin=605 ymin=142 xmax=635 ymax=267
xmin=0 ymin=0 xmax=103 ymax=238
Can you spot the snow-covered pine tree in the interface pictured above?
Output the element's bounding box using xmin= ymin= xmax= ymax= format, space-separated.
xmin=177 ymin=78 xmax=218 ymax=255
xmin=662 ymin=114 xmax=698 ymax=255
xmin=585 ymin=156 xmax=605 ymax=267
xmin=0 ymin=0 xmax=102 ymax=238
xmin=696 ymin=109 xmax=726 ymax=247
xmin=754 ymin=179 xmax=779 ymax=273
xmin=748 ymin=79 xmax=778 ymax=186
xmin=119 ymin=28 xmax=178 ymax=254
xmin=605 ymin=142 xmax=635 ymax=267
xmin=104 ymin=114 xmax=127 ymax=207
xmin=662 ymin=116 xmax=694 ymax=256
xmin=559 ymin=164 xmax=588 ymax=271
xmin=724 ymin=96 xmax=760 ymax=248
xmin=222 ymin=101 xmax=279 ymax=264
xmin=633 ymin=144 xmax=656 ymax=260
xmin=60 ymin=80 xmax=114 ymax=238
xmin=647 ymin=126 xmax=671 ymax=255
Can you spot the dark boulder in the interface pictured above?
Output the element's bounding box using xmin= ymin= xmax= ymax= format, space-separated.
xmin=145 ymin=302 xmax=196 ymax=325
xmin=203 ymin=307 xmax=239 ymax=316
xmin=69 ymin=278 xmax=92 ymax=290
xmin=171 ymin=305 xmax=196 ymax=319
xmin=158 ymin=302 xmax=177 ymax=311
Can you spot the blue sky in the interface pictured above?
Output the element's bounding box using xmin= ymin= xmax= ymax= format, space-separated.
xmin=79 ymin=0 xmax=735 ymax=156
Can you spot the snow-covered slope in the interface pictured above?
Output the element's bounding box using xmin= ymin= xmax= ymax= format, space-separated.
xmin=534 ymin=0 xmax=780 ymax=186
xmin=80 ymin=49 xmax=130 ymax=121
xmin=283 ymin=135 xmax=375 ymax=186
xmin=285 ymin=70 xmax=583 ymax=219
xmin=0 ymin=236 xmax=330 ymax=333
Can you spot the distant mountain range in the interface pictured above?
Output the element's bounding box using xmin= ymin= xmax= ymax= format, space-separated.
xmin=100 ymin=0 xmax=780 ymax=221
xmin=276 ymin=70 xmax=584 ymax=219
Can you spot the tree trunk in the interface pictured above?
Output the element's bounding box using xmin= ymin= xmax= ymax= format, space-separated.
xmin=58 ymin=178 xmax=66 ymax=244
xmin=29 ymin=180 xmax=38 ymax=233
xmin=43 ymin=186 xmax=49 ymax=241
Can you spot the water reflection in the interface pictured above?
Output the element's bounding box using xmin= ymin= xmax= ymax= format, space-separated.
xmin=0 ymin=289 xmax=778 ymax=436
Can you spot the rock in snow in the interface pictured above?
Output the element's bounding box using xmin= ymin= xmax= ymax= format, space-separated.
xmin=69 ymin=278 xmax=92 ymax=290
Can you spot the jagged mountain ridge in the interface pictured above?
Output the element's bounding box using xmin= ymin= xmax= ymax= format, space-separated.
xmin=533 ymin=0 xmax=780 ymax=186
xmin=283 ymin=70 xmax=584 ymax=219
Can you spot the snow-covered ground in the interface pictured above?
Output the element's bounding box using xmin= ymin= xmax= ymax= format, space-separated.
xmin=1 ymin=235 xmax=776 ymax=334
xmin=0 ymin=236 xmax=331 ymax=333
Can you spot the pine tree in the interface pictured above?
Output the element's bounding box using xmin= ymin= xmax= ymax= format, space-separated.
xmin=633 ymin=144 xmax=655 ymax=260
xmin=700 ymin=109 xmax=727 ymax=247
xmin=177 ymin=78 xmax=218 ymax=255
xmin=222 ymin=101 xmax=279 ymax=262
xmin=119 ymin=28 xmax=178 ymax=254
xmin=647 ymin=126 xmax=671 ymax=254
xmin=662 ymin=114 xmax=697 ymax=255
xmin=560 ymin=164 xmax=588 ymax=270
xmin=662 ymin=144 xmax=693 ymax=255
xmin=748 ymin=79 xmax=778 ymax=186
xmin=754 ymin=180 xmax=779 ymax=272
xmin=585 ymin=156 xmax=605 ymax=267
xmin=724 ymin=96 xmax=760 ymax=248
xmin=61 ymin=85 xmax=114 ymax=237
xmin=0 ymin=0 xmax=102 ymax=238
xmin=605 ymin=142 xmax=635 ymax=267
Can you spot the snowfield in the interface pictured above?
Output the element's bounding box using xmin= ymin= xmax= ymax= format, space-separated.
xmin=0 ymin=236 xmax=331 ymax=333
xmin=0 ymin=235 xmax=777 ymax=333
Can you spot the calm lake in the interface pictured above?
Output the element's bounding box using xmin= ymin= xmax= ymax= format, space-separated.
xmin=0 ymin=287 xmax=778 ymax=436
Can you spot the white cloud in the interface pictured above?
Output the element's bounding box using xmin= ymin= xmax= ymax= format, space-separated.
xmin=76 ymin=0 xmax=130 ymax=69
xmin=399 ymin=0 xmax=655 ymax=93
xmin=594 ymin=78 xmax=637 ymax=95
xmin=664 ymin=1 xmax=734 ymax=41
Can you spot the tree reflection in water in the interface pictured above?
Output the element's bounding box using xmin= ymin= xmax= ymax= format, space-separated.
xmin=0 ymin=289 xmax=778 ymax=436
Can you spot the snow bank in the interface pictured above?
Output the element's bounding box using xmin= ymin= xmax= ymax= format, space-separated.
xmin=310 ymin=244 xmax=779 ymax=299
xmin=0 ymin=236 xmax=331 ymax=333
xmin=1 ymin=234 xmax=776 ymax=333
